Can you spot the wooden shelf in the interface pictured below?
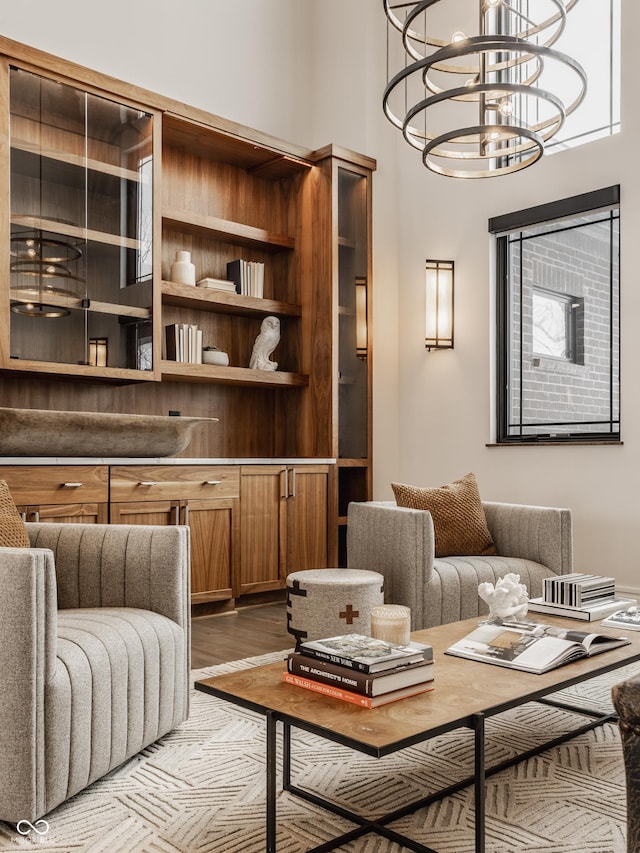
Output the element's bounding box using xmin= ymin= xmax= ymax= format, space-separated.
xmin=10 ymin=289 xmax=151 ymax=319
xmin=160 ymin=360 xmax=308 ymax=388
xmin=163 ymin=114 xmax=312 ymax=179
xmin=11 ymin=138 xmax=143 ymax=182
xmin=162 ymin=208 xmax=295 ymax=252
xmin=2 ymin=359 xmax=156 ymax=383
xmin=161 ymin=280 xmax=301 ymax=318
xmin=11 ymin=215 xmax=144 ymax=251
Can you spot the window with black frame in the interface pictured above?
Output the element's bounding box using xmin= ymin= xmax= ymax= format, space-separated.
xmin=491 ymin=186 xmax=620 ymax=444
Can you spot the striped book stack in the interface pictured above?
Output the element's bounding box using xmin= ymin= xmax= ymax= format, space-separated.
xmin=283 ymin=633 xmax=434 ymax=708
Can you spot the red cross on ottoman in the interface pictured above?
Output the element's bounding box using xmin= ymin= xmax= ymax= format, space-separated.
xmin=339 ymin=603 xmax=359 ymax=625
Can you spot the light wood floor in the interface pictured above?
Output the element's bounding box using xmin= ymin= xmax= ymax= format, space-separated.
xmin=191 ymin=602 xmax=292 ymax=669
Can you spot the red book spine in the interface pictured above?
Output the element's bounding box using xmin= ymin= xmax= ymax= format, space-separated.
xmin=282 ymin=672 xmax=434 ymax=708
xmin=283 ymin=672 xmax=372 ymax=706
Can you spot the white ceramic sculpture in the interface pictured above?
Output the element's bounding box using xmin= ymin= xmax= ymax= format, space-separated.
xmin=249 ymin=316 xmax=280 ymax=371
xmin=478 ymin=572 xmax=529 ymax=622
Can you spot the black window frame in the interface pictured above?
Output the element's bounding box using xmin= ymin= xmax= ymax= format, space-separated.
xmin=491 ymin=186 xmax=620 ymax=445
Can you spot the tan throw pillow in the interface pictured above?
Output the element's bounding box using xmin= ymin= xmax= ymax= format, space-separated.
xmin=392 ymin=472 xmax=496 ymax=558
xmin=0 ymin=480 xmax=30 ymax=548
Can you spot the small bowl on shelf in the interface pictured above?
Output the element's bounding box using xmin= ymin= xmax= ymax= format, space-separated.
xmin=202 ymin=348 xmax=229 ymax=366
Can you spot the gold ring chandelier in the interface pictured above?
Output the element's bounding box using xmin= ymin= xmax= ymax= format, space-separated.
xmin=383 ymin=0 xmax=587 ymax=178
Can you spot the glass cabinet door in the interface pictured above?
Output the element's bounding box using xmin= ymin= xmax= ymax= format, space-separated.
xmin=338 ymin=166 xmax=369 ymax=460
xmin=9 ymin=67 xmax=153 ymax=372
xmin=336 ymin=162 xmax=372 ymax=565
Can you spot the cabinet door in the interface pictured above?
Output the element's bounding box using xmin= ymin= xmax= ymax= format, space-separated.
xmin=21 ymin=503 xmax=108 ymax=524
xmin=285 ymin=465 xmax=329 ymax=573
xmin=239 ymin=465 xmax=286 ymax=595
xmin=184 ymin=498 xmax=238 ymax=603
xmin=7 ymin=66 xmax=156 ymax=380
xmin=110 ymin=500 xmax=180 ymax=527
xmin=111 ymin=497 xmax=237 ymax=604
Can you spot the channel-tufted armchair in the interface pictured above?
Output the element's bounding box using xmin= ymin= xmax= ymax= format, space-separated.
xmin=0 ymin=522 xmax=190 ymax=824
xmin=347 ymin=500 xmax=573 ymax=629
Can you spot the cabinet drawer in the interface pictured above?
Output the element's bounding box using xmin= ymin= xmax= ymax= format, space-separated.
xmin=110 ymin=465 xmax=240 ymax=502
xmin=0 ymin=465 xmax=109 ymax=505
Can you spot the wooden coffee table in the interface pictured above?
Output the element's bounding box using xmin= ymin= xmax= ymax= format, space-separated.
xmin=195 ymin=615 xmax=640 ymax=853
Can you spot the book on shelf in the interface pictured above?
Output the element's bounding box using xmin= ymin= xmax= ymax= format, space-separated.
xmin=298 ymin=633 xmax=433 ymax=674
xmin=196 ymin=277 xmax=237 ymax=292
xmin=445 ymin=620 xmax=630 ymax=675
xmin=286 ymin=652 xmax=435 ymax=697
xmin=527 ymin=595 xmax=638 ymax=621
xmin=543 ymin=573 xmax=616 ymax=607
xmin=282 ymin=671 xmax=435 ymax=708
xmin=601 ymin=606 xmax=640 ymax=631
xmin=226 ymin=259 xmax=265 ymax=297
xmin=164 ymin=323 xmax=203 ymax=364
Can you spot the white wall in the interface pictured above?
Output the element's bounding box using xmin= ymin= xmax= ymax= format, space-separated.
xmin=0 ymin=0 xmax=312 ymax=143
xmin=1 ymin=2 xmax=639 ymax=592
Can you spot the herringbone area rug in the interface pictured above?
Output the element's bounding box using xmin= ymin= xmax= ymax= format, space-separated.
xmin=0 ymin=651 xmax=635 ymax=853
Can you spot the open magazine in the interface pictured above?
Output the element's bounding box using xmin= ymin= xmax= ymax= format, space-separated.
xmin=445 ymin=620 xmax=630 ymax=674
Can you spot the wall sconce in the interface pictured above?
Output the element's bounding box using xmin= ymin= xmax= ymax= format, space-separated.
xmin=425 ymin=260 xmax=454 ymax=351
xmin=355 ymin=276 xmax=368 ymax=359
xmin=89 ymin=337 xmax=108 ymax=367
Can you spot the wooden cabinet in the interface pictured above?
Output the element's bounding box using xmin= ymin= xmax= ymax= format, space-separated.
xmin=0 ymin=38 xmax=375 ymax=472
xmin=110 ymin=465 xmax=239 ymax=604
xmin=239 ymin=464 xmax=330 ymax=596
xmin=0 ymin=38 xmax=374 ymax=603
xmin=0 ymin=465 xmax=108 ymax=523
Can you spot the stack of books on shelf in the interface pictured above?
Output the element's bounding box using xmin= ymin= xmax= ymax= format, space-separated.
xmin=164 ymin=323 xmax=203 ymax=364
xmin=226 ymin=259 xmax=264 ymax=297
xmin=283 ymin=633 xmax=434 ymax=708
xmin=196 ymin=276 xmax=237 ymax=293
xmin=527 ymin=572 xmax=636 ymax=621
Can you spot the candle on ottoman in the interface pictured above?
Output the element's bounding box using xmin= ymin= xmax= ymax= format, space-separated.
xmin=370 ymin=604 xmax=411 ymax=645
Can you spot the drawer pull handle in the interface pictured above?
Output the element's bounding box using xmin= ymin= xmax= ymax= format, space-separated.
xmin=138 ymin=481 xmax=160 ymax=487
xmin=62 ymin=482 xmax=83 ymax=488
xmin=204 ymin=480 xmax=222 ymax=486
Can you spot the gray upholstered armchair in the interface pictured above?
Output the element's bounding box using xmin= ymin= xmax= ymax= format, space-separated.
xmin=347 ymin=500 xmax=573 ymax=629
xmin=0 ymin=522 xmax=190 ymax=824
xmin=612 ymin=675 xmax=640 ymax=853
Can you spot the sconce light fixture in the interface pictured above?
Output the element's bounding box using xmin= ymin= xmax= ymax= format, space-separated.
xmin=425 ymin=260 xmax=454 ymax=350
xmin=355 ymin=276 xmax=368 ymax=359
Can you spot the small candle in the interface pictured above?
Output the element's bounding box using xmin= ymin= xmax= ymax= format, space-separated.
xmin=370 ymin=604 xmax=411 ymax=646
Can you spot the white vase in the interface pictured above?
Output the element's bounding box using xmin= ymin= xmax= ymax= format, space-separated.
xmin=170 ymin=251 xmax=196 ymax=286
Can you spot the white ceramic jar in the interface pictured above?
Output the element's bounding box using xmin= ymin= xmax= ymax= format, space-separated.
xmin=170 ymin=250 xmax=196 ymax=286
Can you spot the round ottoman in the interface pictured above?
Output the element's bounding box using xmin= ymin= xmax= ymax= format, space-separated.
xmin=286 ymin=568 xmax=385 ymax=648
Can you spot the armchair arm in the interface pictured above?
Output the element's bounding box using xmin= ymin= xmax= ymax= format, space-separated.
xmin=482 ymin=501 xmax=573 ymax=575
xmin=0 ymin=547 xmax=57 ymax=821
xmin=612 ymin=675 xmax=640 ymax=853
xmin=347 ymin=501 xmax=435 ymax=630
xmin=26 ymin=523 xmax=190 ymax=631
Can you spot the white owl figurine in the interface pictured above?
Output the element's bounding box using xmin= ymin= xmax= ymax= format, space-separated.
xmin=249 ymin=316 xmax=280 ymax=371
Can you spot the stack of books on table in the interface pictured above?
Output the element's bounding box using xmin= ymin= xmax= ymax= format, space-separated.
xmin=527 ymin=572 xmax=636 ymax=621
xmin=283 ymin=633 xmax=434 ymax=708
